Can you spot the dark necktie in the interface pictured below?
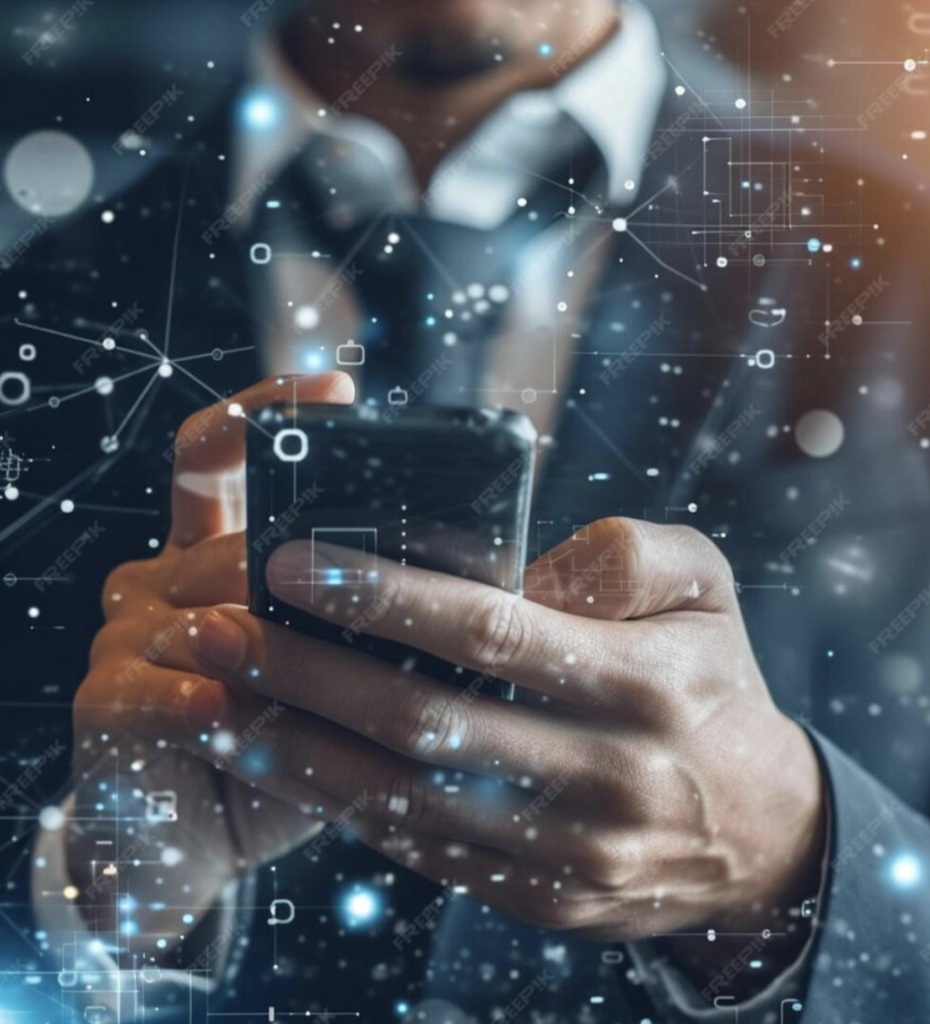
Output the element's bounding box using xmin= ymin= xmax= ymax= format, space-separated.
xmin=253 ymin=133 xmax=604 ymax=407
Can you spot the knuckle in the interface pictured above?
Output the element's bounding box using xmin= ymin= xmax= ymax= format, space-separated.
xmin=391 ymin=688 xmax=467 ymax=760
xmin=378 ymin=769 xmax=431 ymax=826
xmin=573 ymin=832 xmax=629 ymax=889
xmin=520 ymin=895 xmax=586 ymax=931
xmin=463 ymin=592 xmax=531 ymax=673
xmin=101 ymin=561 xmax=143 ymax=616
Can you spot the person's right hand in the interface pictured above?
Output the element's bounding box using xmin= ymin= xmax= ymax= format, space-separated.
xmin=66 ymin=373 xmax=355 ymax=955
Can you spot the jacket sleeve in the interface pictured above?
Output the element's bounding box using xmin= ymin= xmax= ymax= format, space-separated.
xmin=798 ymin=728 xmax=930 ymax=1021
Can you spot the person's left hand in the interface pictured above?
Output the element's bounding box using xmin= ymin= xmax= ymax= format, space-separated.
xmin=164 ymin=517 xmax=825 ymax=948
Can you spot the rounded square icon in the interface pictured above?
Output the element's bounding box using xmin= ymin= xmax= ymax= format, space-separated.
xmin=273 ymin=428 xmax=309 ymax=462
xmin=388 ymin=387 xmax=408 ymax=406
xmin=250 ymin=242 xmax=272 ymax=264
xmin=336 ymin=339 xmax=365 ymax=366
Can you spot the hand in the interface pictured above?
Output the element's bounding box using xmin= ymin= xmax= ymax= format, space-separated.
xmin=67 ymin=372 xmax=355 ymax=954
xmin=230 ymin=517 xmax=825 ymax=952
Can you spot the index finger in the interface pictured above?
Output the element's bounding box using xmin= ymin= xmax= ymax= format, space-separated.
xmin=169 ymin=373 xmax=354 ymax=548
xmin=265 ymin=539 xmax=618 ymax=701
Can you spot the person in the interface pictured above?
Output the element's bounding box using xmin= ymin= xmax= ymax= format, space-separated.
xmin=5 ymin=0 xmax=930 ymax=1021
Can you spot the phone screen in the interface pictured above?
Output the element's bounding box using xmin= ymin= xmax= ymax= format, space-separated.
xmin=246 ymin=404 xmax=536 ymax=697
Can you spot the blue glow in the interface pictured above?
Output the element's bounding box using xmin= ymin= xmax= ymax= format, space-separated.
xmin=342 ymin=885 xmax=381 ymax=927
xmin=807 ymin=238 xmax=822 ymax=253
xmin=120 ymin=920 xmax=139 ymax=936
xmin=395 ymin=1002 xmax=410 ymax=1016
xmin=890 ymin=853 xmax=921 ymax=888
xmin=425 ymin=316 xmax=437 ymax=327
xmin=538 ymin=43 xmax=552 ymax=56
xmin=182 ymin=913 xmax=194 ymax=924
xmin=242 ymin=745 xmax=271 ymax=775
xmin=850 ymin=257 xmax=862 ymax=269
xmin=326 ymin=568 xmax=344 ymax=584
xmin=240 ymin=89 xmax=283 ymax=131
xmin=304 ymin=350 xmax=326 ymax=371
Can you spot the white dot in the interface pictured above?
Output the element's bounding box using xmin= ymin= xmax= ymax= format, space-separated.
xmin=28 ymin=606 xmax=40 ymax=618
xmin=623 ymin=179 xmax=636 ymax=191
xmin=295 ymin=305 xmax=320 ymax=330
xmin=95 ymin=376 xmax=114 ymax=396
xmin=39 ymin=806 xmax=65 ymax=830
xmin=675 ymin=85 xmax=686 ymax=96
xmin=157 ymin=362 xmax=173 ymax=378
xmin=717 ymin=257 xmax=729 ymax=268
xmin=102 ymin=337 xmax=116 ymax=351
xmin=227 ymin=402 xmax=244 ymax=418
xmin=101 ymin=210 xmax=115 ymax=223
xmin=735 ymin=98 xmax=747 ymax=109
xmin=612 ymin=217 xmax=628 ymax=233
xmin=795 ymin=410 xmax=845 ymax=458
xmin=60 ymin=499 xmax=75 ymax=513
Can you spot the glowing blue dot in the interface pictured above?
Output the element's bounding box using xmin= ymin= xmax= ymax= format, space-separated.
xmin=343 ymin=886 xmax=380 ymax=926
xmin=157 ymin=939 xmax=167 ymax=949
xmin=851 ymin=257 xmax=862 ymax=269
xmin=395 ymin=1003 xmax=409 ymax=1016
xmin=304 ymin=351 xmax=325 ymax=371
xmin=120 ymin=920 xmax=139 ymax=936
xmin=807 ymin=238 xmax=822 ymax=253
xmin=182 ymin=913 xmax=194 ymax=924
xmin=199 ymin=733 xmax=209 ymax=743
xmin=425 ymin=316 xmax=437 ymax=327
xmin=538 ymin=43 xmax=552 ymax=56
xmin=326 ymin=568 xmax=344 ymax=584
xmin=241 ymin=90 xmax=282 ymax=131
xmin=890 ymin=853 xmax=921 ymax=888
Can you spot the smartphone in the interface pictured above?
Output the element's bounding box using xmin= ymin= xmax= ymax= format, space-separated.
xmin=246 ymin=405 xmax=536 ymax=699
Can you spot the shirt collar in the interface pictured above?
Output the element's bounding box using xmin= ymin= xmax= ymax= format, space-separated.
xmin=232 ymin=2 xmax=666 ymax=225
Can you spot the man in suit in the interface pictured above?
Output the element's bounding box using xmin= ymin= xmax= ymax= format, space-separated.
xmin=4 ymin=0 xmax=930 ymax=1021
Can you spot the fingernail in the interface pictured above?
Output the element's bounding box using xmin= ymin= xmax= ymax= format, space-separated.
xmin=266 ymin=542 xmax=309 ymax=597
xmin=324 ymin=373 xmax=355 ymax=403
xmin=196 ymin=612 xmax=248 ymax=672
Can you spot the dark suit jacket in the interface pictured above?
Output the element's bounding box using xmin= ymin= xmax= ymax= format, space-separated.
xmin=3 ymin=13 xmax=930 ymax=1023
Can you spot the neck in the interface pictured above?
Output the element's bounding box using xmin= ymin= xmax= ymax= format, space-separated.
xmin=280 ymin=0 xmax=620 ymax=187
